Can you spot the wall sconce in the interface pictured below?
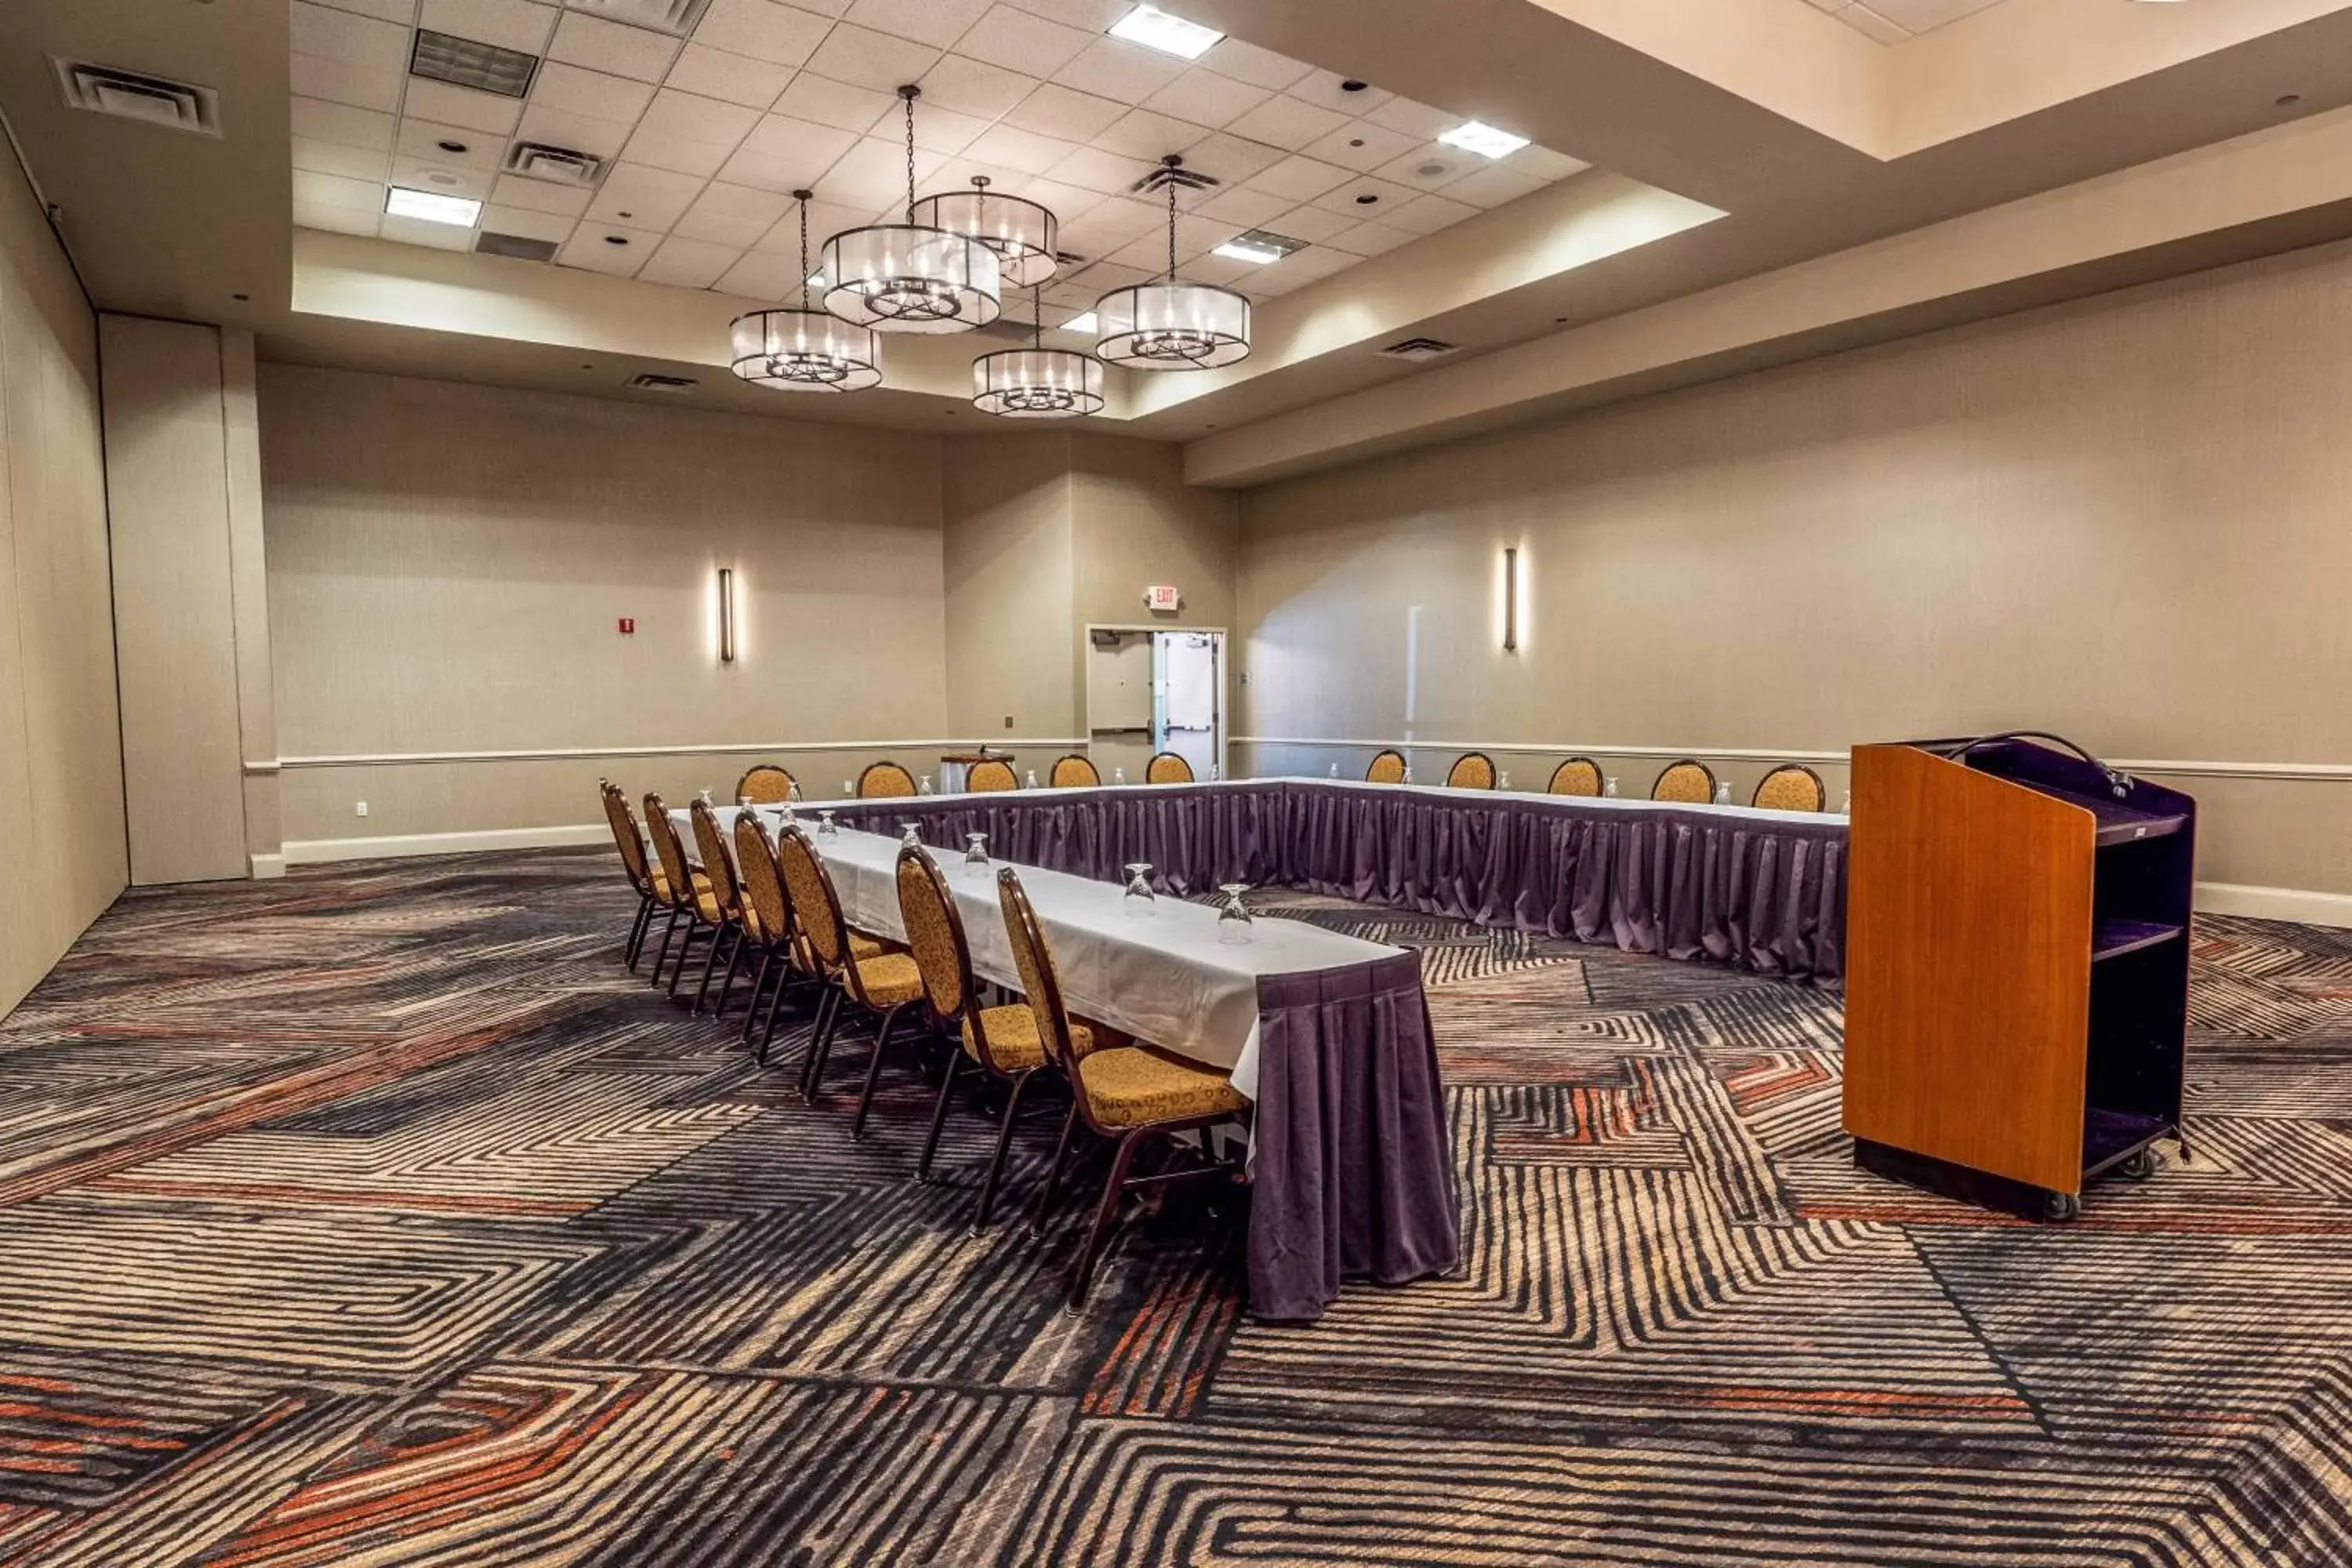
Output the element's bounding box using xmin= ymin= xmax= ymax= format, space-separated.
xmin=1502 ymin=546 xmax=1519 ymax=653
xmin=717 ymin=567 xmax=736 ymax=664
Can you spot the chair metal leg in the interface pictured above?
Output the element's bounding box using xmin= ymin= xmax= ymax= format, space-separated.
xmin=851 ymin=1004 xmax=906 ymax=1140
xmin=1067 ymin=1129 xmax=1147 ymax=1314
xmin=648 ymin=909 xmax=682 ymax=985
xmin=970 ymin=1068 xmax=1033 ymax=1235
xmin=917 ymin=1047 xmax=964 ymax=1181
xmin=625 ymin=898 xmax=655 ymax=969
xmin=757 ymin=964 xmax=797 ymax=1064
xmin=798 ymin=987 xmax=844 ymax=1099
xmin=691 ymin=924 xmax=731 ymax=1013
xmin=1029 ymin=1098 xmax=1083 ymax=1234
xmin=666 ymin=922 xmax=706 ymax=996
xmin=711 ymin=928 xmax=748 ymax=1016
xmin=739 ymin=950 xmax=775 ymax=1044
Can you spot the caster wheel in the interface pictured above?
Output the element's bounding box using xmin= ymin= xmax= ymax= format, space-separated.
xmin=2121 ymin=1148 xmax=2157 ymax=1181
xmin=2043 ymin=1191 xmax=2081 ymax=1222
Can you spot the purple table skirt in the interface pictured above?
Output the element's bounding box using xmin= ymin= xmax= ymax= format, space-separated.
xmin=826 ymin=779 xmax=1846 ymax=1319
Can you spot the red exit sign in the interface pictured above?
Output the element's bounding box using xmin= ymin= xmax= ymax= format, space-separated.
xmin=618 ymin=617 xmax=635 ymax=635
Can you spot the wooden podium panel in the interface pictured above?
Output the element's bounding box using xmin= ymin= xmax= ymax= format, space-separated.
xmin=1844 ymin=742 xmax=2096 ymax=1193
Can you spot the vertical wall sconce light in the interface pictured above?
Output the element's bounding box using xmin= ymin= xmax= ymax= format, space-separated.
xmin=717 ymin=567 xmax=736 ymax=664
xmin=1502 ymin=547 xmax=1519 ymax=652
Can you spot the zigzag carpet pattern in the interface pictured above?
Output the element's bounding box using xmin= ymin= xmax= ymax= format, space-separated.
xmin=0 ymin=850 xmax=2345 ymax=1565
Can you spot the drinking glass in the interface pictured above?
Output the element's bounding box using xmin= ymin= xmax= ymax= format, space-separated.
xmin=920 ymin=775 xmax=935 ymax=795
xmin=1841 ymin=792 xmax=1853 ymax=815
xmin=817 ymin=809 xmax=837 ymax=837
xmin=788 ymin=779 xmax=804 ymax=804
xmin=1328 ymin=763 xmax=1340 ymax=779
xmin=697 ymin=788 xmax=713 ymax=806
xmin=1025 ymin=770 xmax=1040 ymax=789
xmin=840 ymin=780 xmax=853 ymax=798
xmin=964 ymin=831 xmax=989 ymax=873
xmin=1113 ymin=767 xmax=1127 ymax=786
xmin=1499 ymin=770 xmax=1511 ymax=790
xmin=1403 ymin=765 xmax=1414 ymax=784
xmin=1714 ymin=782 xmax=1733 ymax=804
xmin=1603 ymin=776 xmax=1620 ymax=798
xmin=780 ymin=800 xmax=797 ymax=826
xmin=1217 ymin=884 xmax=1254 ymax=945
xmin=899 ymin=821 xmax=922 ymax=848
xmin=1123 ymin=862 xmax=1156 ymax=916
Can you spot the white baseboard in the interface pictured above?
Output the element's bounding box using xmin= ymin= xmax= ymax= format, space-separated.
xmin=2194 ymin=880 xmax=2352 ymax=928
xmin=248 ymin=852 xmax=285 ymax=880
xmin=280 ymin=824 xmax=610 ymax=866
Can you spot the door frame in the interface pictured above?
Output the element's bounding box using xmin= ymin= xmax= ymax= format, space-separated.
xmin=1082 ymin=623 xmax=1229 ymax=781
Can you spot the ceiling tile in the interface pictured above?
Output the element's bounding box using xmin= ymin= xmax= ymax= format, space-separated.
xmin=1052 ymin=38 xmax=1184 ymax=103
xmin=289 ymin=52 xmax=404 ymax=113
xmin=290 ymin=2 xmax=409 ymax=67
xmin=916 ymin=54 xmax=1038 ymax=119
xmin=1190 ymin=183 xmax=1289 ymax=227
xmin=736 ymin=111 xmax=861 ymax=170
xmin=1043 ymin=143 xmax=1155 ymax=193
xmin=1286 ymin=69 xmax=1392 ymax=117
xmin=547 ymin=12 xmax=680 ymax=82
xmin=1443 ymin=163 xmax=1546 ymax=209
xmin=1093 ymin=107 xmax=1209 ymax=161
xmin=293 ymin=136 xmax=391 ymax=181
xmin=1261 ymin=202 xmax=1356 ymax=243
xmin=1256 ymin=243 xmax=1352 ymax=286
xmin=750 ymin=196 xmax=865 ymax=249
xmin=532 ymin=61 xmax=659 ymax=123
xmin=1380 ymin=191 xmax=1478 ymax=234
xmin=395 ymin=117 xmax=503 ymax=166
xmin=626 ymin=129 xmax=739 ymax=177
xmin=1181 ymin=250 xmax=1254 ymax=287
xmin=811 ymin=135 xmax=946 ymax=209
xmin=1195 ymin=37 xmax=1312 ymax=92
xmin=1370 ymin=142 xmax=1475 ymax=192
xmin=1304 ymin=120 xmax=1421 ymax=174
xmin=963 ymin=122 xmax=1079 ymax=174
xmin=560 ymin=221 xmax=663 ymax=274
xmin=1320 ymin=219 xmax=1412 ymax=256
xmin=390 ymin=154 xmax=494 ymax=200
xmin=403 ymin=77 xmax=527 ymax=134
xmin=1864 ymin=0 xmax=1999 ymax=31
xmin=1308 ymin=172 xmax=1418 ymax=217
xmin=292 ymin=96 xmax=397 ymax=151
xmin=1512 ymin=146 xmax=1590 ymax=182
xmin=907 ymin=101 xmax=991 ymax=154
xmin=637 ymin=85 xmax=764 ymax=146
xmin=480 ymin=201 xmax=577 ymax=241
xmin=717 ymin=141 xmax=848 ymax=193
xmin=665 ymin=44 xmax=795 ymax=107
xmin=1363 ymin=96 xmax=1454 ymax=140
xmin=1065 ymin=257 xmax=1149 ymax=292
xmin=293 ymin=169 xmax=387 ymax=212
xmin=1835 ymin=4 xmax=1912 ymax=42
xmin=842 ymin=0 xmax=992 ymax=48
xmin=1224 ymin=93 xmax=1348 ymax=151
xmin=637 ymin=235 xmax=746 ymax=288
xmin=1000 ymin=82 xmax=1122 ymax=141
xmin=379 ymin=211 xmax=477 ymax=249
xmin=694 ymin=0 xmax=834 ymax=66
xmin=517 ymin=101 xmax=633 ymax=159
xmin=957 ymin=5 xmax=1094 ymax=77
xmin=771 ymin=72 xmax=892 ymax=130
xmin=1012 ymin=176 xmax=1104 ymax=222
xmin=1102 ymin=232 xmax=1170 ymax=271
xmin=311 ymin=0 xmax=419 ymax=21
xmin=1171 ymin=211 xmax=1240 ymax=253
xmin=1240 ymin=153 xmax=1350 ymax=201
xmin=417 ymin=0 xmax=557 ymax=54
xmin=1055 ymin=195 xmax=1160 ymax=246
xmin=996 ymin=0 xmax=1123 ymax=26
xmin=491 ymin=172 xmax=595 ymax=214
xmin=716 ymin=250 xmax=804 ymax=298
xmin=803 ymin=24 xmax=942 ymax=89
xmin=1179 ymin=131 xmax=1283 ymax=185
xmin=587 ymin=161 xmax=709 ymax=227
xmin=295 ymin=197 xmax=383 ymax=237
xmin=1140 ymin=68 xmax=1270 ymax=130
xmin=673 ymin=180 xmax=792 ymax=244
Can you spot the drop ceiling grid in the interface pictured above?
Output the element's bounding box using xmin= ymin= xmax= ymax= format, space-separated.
xmin=1802 ymin=0 xmax=2009 ymax=44
xmin=287 ymin=0 xmax=1591 ymax=316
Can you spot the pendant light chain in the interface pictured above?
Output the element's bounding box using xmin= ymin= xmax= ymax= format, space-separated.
xmin=1165 ymin=177 xmax=1178 ymax=281
xmin=902 ymin=87 xmax=918 ymax=224
xmin=796 ymin=193 xmax=811 ymax=309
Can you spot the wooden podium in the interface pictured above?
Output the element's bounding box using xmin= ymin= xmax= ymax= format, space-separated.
xmin=1843 ymin=734 xmax=2194 ymax=1220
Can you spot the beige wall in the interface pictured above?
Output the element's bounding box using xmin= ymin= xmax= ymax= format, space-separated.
xmin=1236 ymin=237 xmax=2352 ymax=902
xmin=942 ymin=434 xmax=1076 ymax=748
xmin=0 ymin=147 xmax=125 ymax=1006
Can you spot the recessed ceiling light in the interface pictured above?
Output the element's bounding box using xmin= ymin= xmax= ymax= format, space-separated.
xmin=1212 ymin=230 xmax=1305 ymax=264
xmin=1439 ymin=120 xmax=1531 ymax=160
xmin=385 ymin=186 xmax=481 ymax=226
xmin=1108 ymin=5 xmax=1224 ymax=60
xmin=1061 ymin=310 xmax=1099 ymax=333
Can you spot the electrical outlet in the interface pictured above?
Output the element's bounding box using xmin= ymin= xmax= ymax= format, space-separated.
xmin=355 ymin=801 xmax=368 ymax=818
xmin=1004 ymin=715 xmax=1014 ymax=728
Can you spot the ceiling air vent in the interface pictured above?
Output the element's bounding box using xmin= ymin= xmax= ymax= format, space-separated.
xmin=50 ymin=59 xmax=221 ymax=136
xmin=1379 ymin=336 xmax=1460 ymax=362
xmin=561 ymin=0 xmax=715 ymax=36
xmin=476 ymin=231 xmax=561 ymax=261
xmin=628 ymin=373 xmax=698 ymax=393
xmin=504 ymin=141 xmax=604 ymax=187
xmin=410 ymin=30 xmax=539 ymax=97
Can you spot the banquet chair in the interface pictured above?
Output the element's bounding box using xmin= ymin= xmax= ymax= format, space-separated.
xmin=898 ymin=845 xmax=1049 ymax=1230
xmin=1145 ymin=752 xmax=1194 ymax=784
xmin=598 ymin=782 xmax=661 ymax=971
xmin=1446 ymin=752 xmax=1496 ymax=790
xmin=999 ymin=867 xmax=1248 ymax=1313
xmin=967 ymin=758 xmax=1018 ymax=793
xmin=1365 ymin=749 xmax=1407 ymax=783
xmin=641 ymin=795 xmax=712 ymax=993
xmin=731 ymin=809 xmax=808 ymax=1056
xmin=686 ymin=799 xmax=755 ymax=1016
xmin=1547 ymin=757 xmax=1602 ymax=797
xmin=1050 ymin=753 xmax=1100 ymax=789
xmin=735 ymin=764 xmax=797 ymax=805
xmin=776 ymin=824 xmax=924 ymax=1120
xmin=1651 ymin=759 xmax=1717 ymax=804
xmin=858 ymin=760 xmax=919 ymax=798
xmin=1753 ymin=763 xmax=1827 ymax=812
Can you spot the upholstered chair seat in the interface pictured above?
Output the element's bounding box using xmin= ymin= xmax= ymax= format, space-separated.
xmin=1075 ymin=1044 xmax=1251 ymax=1129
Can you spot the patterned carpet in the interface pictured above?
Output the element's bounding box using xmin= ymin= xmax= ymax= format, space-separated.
xmin=0 ymin=849 xmax=2347 ymax=1565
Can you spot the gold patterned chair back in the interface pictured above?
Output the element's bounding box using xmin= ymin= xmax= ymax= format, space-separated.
xmin=858 ymin=760 xmax=919 ymax=798
xmin=896 ymin=845 xmax=974 ymax=1025
xmin=1446 ymin=752 xmax=1496 ymax=790
xmin=967 ymin=759 xmax=1018 ymax=793
xmin=601 ymin=784 xmax=653 ymax=895
xmin=1753 ymin=764 xmax=1826 ymax=813
xmin=733 ymin=811 xmax=789 ymax=943
xmin=735 ymin=764 xmax=795 ymax=805
xmin=997 ymin=867 xmax=1083 ymax=1073
xmin=642 ymin=795 xmax=693 ymax=909
xmin=1652 ymin=760 xmax=1716 ymax=804
xmin=1145 ymin=752 xmax=1194 ymax=784
xmin=1365 ymin=749 xmax=1407 ymax=784
xmin=777 ymin=824 xmax=848 ymax=971
xmin=1547 ymin=757 xmax=1602 ymax=797
xmin=688 ymin=799 xmax=739 ymax=921
xmin=1050 ymin=753 xmax=1100 ymax=789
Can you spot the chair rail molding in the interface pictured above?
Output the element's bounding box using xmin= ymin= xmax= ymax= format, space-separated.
xmin=270 ymin=738 xmax=1092 ymax=769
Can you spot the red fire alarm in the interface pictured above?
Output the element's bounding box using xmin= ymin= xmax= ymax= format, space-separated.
xmin=618 ymin=617 xmax=635 ymax=635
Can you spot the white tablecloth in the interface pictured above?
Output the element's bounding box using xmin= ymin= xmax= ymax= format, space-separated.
xmin=668 ymin=807 xmax=1402 ymax=1098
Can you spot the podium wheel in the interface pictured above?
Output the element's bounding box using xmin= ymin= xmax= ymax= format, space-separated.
xmin=2043 ymin=1191 xmax=2080 ymax=1222
xmin=2121 ymin=1148 xmax=2157 ymax=1181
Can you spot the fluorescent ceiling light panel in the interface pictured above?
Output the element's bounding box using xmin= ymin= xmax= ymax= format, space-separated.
xmin=387 ymin=187 xmax=484 ymax=226
xmin=1108 ymin=6 xmax=1224 ymax=60
xmin=1438 ymin=121 xmax=1530 ymax=159
xmin=1212 ymin=229 xmax=1305 ymax=264
xmin=1061 ymin=310 xmax=1099 ymax=333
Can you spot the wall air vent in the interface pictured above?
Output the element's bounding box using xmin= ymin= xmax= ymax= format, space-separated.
xmin=503 ymin=141 xmax=604 ymax=187
xmin=627 ymin=373 xmax=698 ymax=393
xmin=50 ymin=59 xmax=222 ymax=136
xmin=561 ymin=0 xmax=715 ymax=36
xmin=410 ymin=30 xmax=539 ymax=98
xmin=1379 ymin=336 xmax=1460 ymax=362
xmin=476 ymin=231 xmax=561 ymax=261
